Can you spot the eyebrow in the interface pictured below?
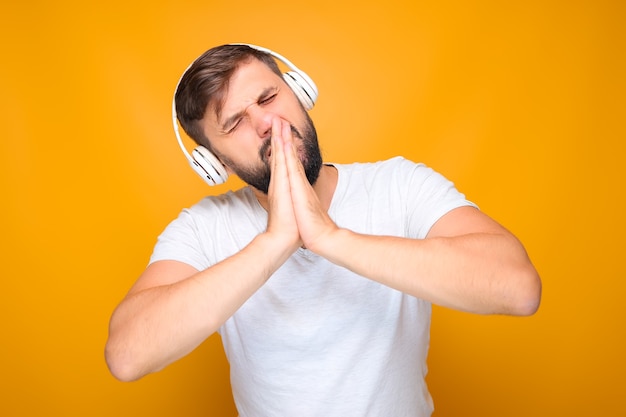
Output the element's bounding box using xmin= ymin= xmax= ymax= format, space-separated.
xmin=219 ymin=86 xmax=279 ymax=133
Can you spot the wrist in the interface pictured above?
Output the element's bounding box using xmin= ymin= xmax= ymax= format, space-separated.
xmin=256 ymin=230 xmax=300 ymax=260
xmin=308 ymin=227 xmax=353 ymax=264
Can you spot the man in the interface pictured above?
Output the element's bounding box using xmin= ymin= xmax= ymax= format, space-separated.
xmin=105 ymin=44 xmax=541 ymax=416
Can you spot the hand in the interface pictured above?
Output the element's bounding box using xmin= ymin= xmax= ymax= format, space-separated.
xmin=281 ymin=119 xmax=339 ymax=252
xmin=265 ymin=117 xmax=302 ymax=252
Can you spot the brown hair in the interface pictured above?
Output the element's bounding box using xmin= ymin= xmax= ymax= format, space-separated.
xmin=174 ymin=44 xmax=282 ymax=148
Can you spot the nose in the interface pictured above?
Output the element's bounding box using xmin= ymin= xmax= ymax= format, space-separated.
xmin=247 ymin=104 xmax=274 ymax=140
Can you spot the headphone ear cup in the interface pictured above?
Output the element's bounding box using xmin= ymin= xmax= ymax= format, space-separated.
xmin=190 ymin=146 xmax=228 ymax=186
xmin=283 ymin=71 xmax=317 ymax=111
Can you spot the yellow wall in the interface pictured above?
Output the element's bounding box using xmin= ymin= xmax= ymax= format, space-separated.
xmin=1 ymin=1 xmax=624 ymax=415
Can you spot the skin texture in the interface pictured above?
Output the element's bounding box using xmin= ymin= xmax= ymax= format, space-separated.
xmin=105 ymin=58 xmax=541 ymax=382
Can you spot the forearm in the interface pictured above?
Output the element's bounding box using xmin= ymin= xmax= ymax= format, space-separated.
xmin=315 ymin=228 xmax=541 ymax=315
xmin=106 ymin=274 xmax=217 ymax=381
xmin=105 ymin=233 xmax=296 ymax=381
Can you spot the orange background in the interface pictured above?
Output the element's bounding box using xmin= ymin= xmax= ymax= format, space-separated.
xmin=1 ymin=1 xmax=624 ymax=416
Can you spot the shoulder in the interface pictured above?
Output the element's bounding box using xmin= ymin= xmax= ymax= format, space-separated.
xmin=331 ymin=156 xmax=433 ymax=188
xmin=333 ymin=156 xmax=422 ymax=172
xmin=161 ymin=187 xmax=262 ymax=242
xmin=150 ymin=187 xmax=264 ymax=269
xmin=173 ymin=187 xmax=263 ymax=228
xmin=190 ymin=187 xmax=258 ymax=214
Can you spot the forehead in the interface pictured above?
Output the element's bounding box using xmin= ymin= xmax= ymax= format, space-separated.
xmin=210 ymin=59 xmax=283 ymax=121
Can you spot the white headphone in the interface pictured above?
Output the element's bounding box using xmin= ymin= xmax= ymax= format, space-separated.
xmin=171 ymin=44 xmax=319 ymax=186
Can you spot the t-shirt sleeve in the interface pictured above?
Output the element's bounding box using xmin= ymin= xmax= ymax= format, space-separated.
xmin=398 ymin=158 xmax=477 ymax=238
xmin=148 ymin=208 xmax=209 ymax=271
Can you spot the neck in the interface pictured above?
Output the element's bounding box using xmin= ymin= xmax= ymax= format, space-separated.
xmin=253 ymin=164 xmax=338 ymax=212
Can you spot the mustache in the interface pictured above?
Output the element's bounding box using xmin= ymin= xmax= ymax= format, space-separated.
xmin=259 ymin=125 xmax=303 ymax=162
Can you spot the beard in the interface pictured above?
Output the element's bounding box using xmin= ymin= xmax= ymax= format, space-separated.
xmin=220 ymin=113 xmax=323 ymax=194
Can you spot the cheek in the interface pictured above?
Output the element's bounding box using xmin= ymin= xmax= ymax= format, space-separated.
xmin=213 ymin=143 xmax=263 ymax=174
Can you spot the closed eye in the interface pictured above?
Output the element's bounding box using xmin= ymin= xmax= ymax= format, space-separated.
xmin=259 ymin=93 xmax=277 ymax=105
xmin=226 ymin=119 xmax=241 ymax=134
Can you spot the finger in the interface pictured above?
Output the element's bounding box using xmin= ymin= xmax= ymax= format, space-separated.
xmin=269 ymin=118 xmax=287 ymax=184
xmin=281 ymin=118 xmax=293 ymax=146
xmin=270 ymin=118 xmax=281 ymax=167
xmin=283 ymin=125 xmax=309 ymax=189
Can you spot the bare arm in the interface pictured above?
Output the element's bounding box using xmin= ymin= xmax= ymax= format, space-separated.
xmin=105 ymin=121 xmax=301 ymax=382
xmin=105 ymin=233 xmax=296 ymax=382
xmin=312 ymin=206 xmax=541 ymax=315
xmin=280 ymin=129 xmax=541 ymax=316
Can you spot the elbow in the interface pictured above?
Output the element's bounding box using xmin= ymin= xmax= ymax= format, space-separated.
xmin=105 ymin=342 xmax=139 ymax=382
xmin=509 ymin=265 xmax=542 ymax=316
xmin=104 ymin=331 xmax=148 ymax=382
xmin=105 ymin=303 xmax=154 ymax=382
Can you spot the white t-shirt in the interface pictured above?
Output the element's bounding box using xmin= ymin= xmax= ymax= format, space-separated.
xmin=150 ymin=157 xmax=476 ymax=417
